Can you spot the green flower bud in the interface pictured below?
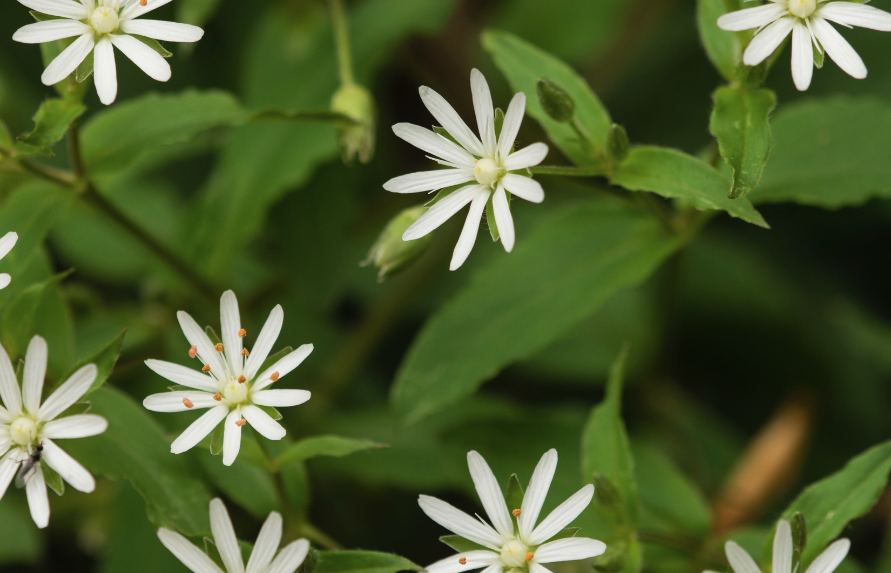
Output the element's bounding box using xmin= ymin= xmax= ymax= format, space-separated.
xmin=607 ymin=124 xmax=630 ymax=166
xmin=593 ymin=547 xmax=627 ymax=573
xmin=536 ymin=78 xmax=575 ymax=123
xmin=331 ymin=83 xmax=376 ymax=164
xmin=362 ymin=206 xmax=430 ymax=282
xmin=791 ymin=512 xmax=807 ymax=570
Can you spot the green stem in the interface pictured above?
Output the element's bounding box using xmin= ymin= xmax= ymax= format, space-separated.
xmin=298 ymin=522 xmax=344 ymax=550
xmin=329 ymin=0 xmax=355 ymax=86
xmin=530 ymin=165 xmax=607 ymax=177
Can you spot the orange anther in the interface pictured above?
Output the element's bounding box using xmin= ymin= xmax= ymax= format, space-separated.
xmin=214 ymin=343 xmax=223 ymax=352
xmin=235 ymin=419 xmax=246 ymax=427
xmin=237 ymin=375 xmax=246 ymax=384
xmin=188 ymin=345 xmax=197 ymax=358
xmin=238 ymin=328 xmax=246 ymax=337
xmin=241 ymin=348 xmax=250 ymax=356
xmin=270 ymin=371 xmax=280 ymax=382
xmin=213 ymin=393 xmax=222 ymax=401
xmin=458 ymin=559 xmax=467 ymax=566
xmin=182 ymin=398 xmax=194 ymax=408
xmin=202 ymin=364 xmax=211 ymax=373
xmin=512 ymin=509 xmax=521 ymax=517
xmin=525 ymin=553 xmax=533 ymax=562
xmin=139 ymin=0 xmax=147 ymax=5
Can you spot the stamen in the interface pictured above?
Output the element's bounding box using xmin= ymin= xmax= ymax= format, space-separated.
xmin=238 ymin=328 xmax=246 ymax=337
xmin=182 ymin=398 xmax=194 ymax=408
xmin=525 ymin=553 xmax=533 ymax=562
xmin=213 ymin=392 xmax=222 ymax=401
xmin=270 ymin=371 xmax=280 ymax=381
xmin=241 ymin=348 xmax=250 ymax=356
xmin=237 ymin=375 xmax=246 ymax=384
xmin=139 ymin=0 xmax=146 ymax=5
xmin=188 ymin=345 xmax=197 ymax=358
xmin=459 ymin=559 xmax=467 ymax=566
xmin=512 ymin=509 xmax=521 ymax=517
xmin=202 ymin=364 xmax=212 ymax=373
xmin=215 ymin=343 xmax=224 ymax=352
xmin=235 ymin=419 xmax=246 ymax=427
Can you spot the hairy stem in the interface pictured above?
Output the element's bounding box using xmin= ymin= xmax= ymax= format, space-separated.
xmin=329 ymin=0 xmax=355 ymax=86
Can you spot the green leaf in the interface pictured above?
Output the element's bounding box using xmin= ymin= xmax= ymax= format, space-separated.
xmin=0 ymin=269 xmax=73 ymax=359
xmin=391 ymin=199 xmax=681 ymax=423
xmin=40 ymin=459 xmax=64 ymax=496
xmin=198 ymin=451 xmax=277 ymax=519
xmin=313 ymin=551 xmax=421 ymax=573
xmin=582 ymin=346 xmax=639 ymax=530
xmin=176 ymin=0 xmax=223 ymax=27
xmin=697 ymin=0 xmax=744 ymax=81
xmin=57 ymin=329 xmax=126 ymax=394
xmin=0 ymin=497 xmax=42 ymax=566
xmin=482 ymin=29 xmax=612 ymax=167
xmin=276 ymin=435 xmax=388 ymax=471
xmin=15 ymin=97 xmax=86 ymax=157
xmin=439 ymin=536 xmax=488 ymax=553
xmin=710 ymin=87 xmax=776 ymax=199
xmin=611 ymin=146 xmax=768 ymax=228
xmin=0 ymin=120 xmax=11 ymax=151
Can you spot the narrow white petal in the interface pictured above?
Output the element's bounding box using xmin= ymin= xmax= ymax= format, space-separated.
xmin=0 ymin=435 xmax=10 ymax=455
xmin=42 ymin=33 xmax=93 ymax=86
xmin=725 ymin=541 xmax=762 ymax=573
xmin=449 ymin=187 xmax=490 ymax=271
xmin=529 ymin=562 xmax=554 ymax=573
xmin=471 ymin=69 xmax=497 ymax=157
xmin=518 ymin=449 xmax=558 ymax=541
xmin=383 ymin=169 xmax=473 ymax=194
xmin=501 ymin=174 xmax=545 ymax=204
xmin=145 ymin=359 xmax=219 ymax=392
xmin=253 ymin=344 xmax=313 ymax=392
xmin=0 ymin=275 xmax=10 ymax=290
xmin=791 ymin=20 xmax=814 ymax=91
xmin=0 ymin=232 xmax=17 ymax=260
xmin=222 ymin=409 xmax=242 ymax=466
xmin=265 ymin=539 xmax=310 ymax=573
xmin=38 ymin=364 xmax=96 ymax=423
xmin=492 ymin=185 xmax=515 ymax=253
xmin=0 ymin=344 xmax=21 ymax=418
xmin=251 ymin=390 xmax=311 ymax=408
xmin=219 ymin=290 xmax=243 ymax=377
xmin=41 ymin=414 xmax=108 ymax=439
xmin=419 ymin=86 xmax=485 ymax=157
xmin=803 ymin=539 xmax=850 ymax=573
xmin=418 ymin=495 xmax=504 ymax=549
xmin=241 ymin=405 xmax=286 ymax=441
xmin=0 ymin=405 xmax=9 ymax=424
xmin=0 ymin=453 xmax=20 ymax=502
xmin=773 ymin=520 xmax=793 ymax=573
xmin=120 ymin=0 xmax=172 ymax=19
xmin=41 ymin=439 xmax=94 ymax=493
xmin=426 ymin=551 xmax=500 ymax=573
xmin=811 ymin=16 xmax=867 ymax=79
xmin=743 ymin=16 xmax=795 ymax=66
xmin=119 ymin=19 xmax=204 ymax=42
xmin=110 ymin=34 xmax=170 ymax=82
xmin=210 ymin=498 xmax=245 ymax=573
xmin=496 ymin=93 xmax=527 ymax=162
xmin=403 ymin=185 xmax=480 ymax=241
xmin=158 ymin=528 xmax=226 ymax=573
xmin=467 ymin=451 xmax=513 ymax=538
xmin=819 ymin=2 xmax=891 ymax=31
xmin=177 ymin=311 xmax=228 ymax=380
xmin=503 ymin=143 xmax=549 ymax=171
xmin=392 ymin=123 xmax=477 ymax=168
xmin=13 ymin=20 xmax=90 ymax=44
xmin=533 ymin=537 xmax=607 ymax=563
xmin=17 ymin=0 xmax=88 ymax=19
xmin=243 ymin=305 xmax=284 ymax=380
xmin=246 ymin=511 xmax=282 ymax=573
xmin=143 ymin=392 xmax=220 ymax=413
xmin=528 ymin=485 xmax=594 ymax=545
xmin=717 ymin=3 xmax=786 ymax=31
xmin=25 ymin=465 xmax=49 ymax=529
xmin=170 ymin=405 xmax=228 ymax=454
xmin=23 ymin=336 xmax=47 ymax=416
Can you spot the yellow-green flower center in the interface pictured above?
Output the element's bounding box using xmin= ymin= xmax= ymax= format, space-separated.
xmin=788 ymin=0 xmax=817 ymax=18
xmin=9 ymin=417 xmax=38 ymax=447
xmin=474 ymin=157 xmax=504 ymax=187
xmin=222 ymin=380 xmax=249 ymax=404
xmin=500 ymin=539 xmax=530 ymax=569
xmin=90 ymin=7 xmax=119 ymax=35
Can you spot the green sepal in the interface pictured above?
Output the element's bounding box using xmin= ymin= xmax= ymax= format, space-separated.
xmin=209 ymin=422 xmax=225 ymax=456
xmin=813 ymin=44 xmax=824 ymax=69
xmin=205 ymin=326 xmax=222 ymax=346
xmin=131 ymin=34 xmax=173 ymax=58
xmin=546 ymin=527 xmax=581 ymax=542
xmin=76 ymin=51 xmax=94 ymax=83
xmin=439 ymin=536 xmax=488 ymax=553
xmin=791 ymin=512 xmax=807 ymax=573
xmin=256 ymin=405 xmax=282 ymax=421
xmin=258 ymin=347 xmax=292 ymax=377
xmin=41 ymin=460 xmax=65 ymax=496
xmin=204 ymin=538 xmax=227 ymax=569
xmin=494 ymin=108 xmax=504 ymax=139
xmin=423 ymin=184 xmax=464 ymax=208
xmin=433 ymin=126 xmax=460 ymax=147
xmin=505 ymin=473 xmax=524 ymax=530
xmin=485 ymin=193 xmax=500 ymax=242
xmin=29 ymin=11 xmax=63 ymax=21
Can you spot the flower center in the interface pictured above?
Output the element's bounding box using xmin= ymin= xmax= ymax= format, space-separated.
xmin=90 ymin=7 xmax=119 ymax=35
xmin=9 ymin=417 xmax=38 ymax=447
xmin=788 ymin=0 xmax=817 ymax=18
xmin=474 ymin=157 xmax=504 ymax=187
xmin=222 ymin=380 xmax=249 ymax=404
xmin=500 ymin=539 xmax=530 ymax=569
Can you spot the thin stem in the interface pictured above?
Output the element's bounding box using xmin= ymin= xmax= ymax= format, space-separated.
xmin=298 ymin=522 xmax=343 ymax=550
xmin=530 ymin=165 xmax=607 ymax=177
xmin=329 ymin=0 xmax=355 ymax=86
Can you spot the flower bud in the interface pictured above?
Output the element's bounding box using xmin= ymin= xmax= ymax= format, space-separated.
xmin=536 ymin=78 xmax=575 ymax=123
xmin=362 ymin=206 xmax=430 ymax=282
xmin=331 ymin=83 xmax=376 ymax=164
xmin=607 ymin=124 xmax=630 ymax=166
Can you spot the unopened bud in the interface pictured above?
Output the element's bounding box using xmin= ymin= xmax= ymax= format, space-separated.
xmin=536 ymin=78 xmax=575 ymax=123
xmin=361 ymin=206 xmax=431 ymax=282
xmin=592 ymin=547 xmax=626 ymax=573
xmin=607 ymin=124 xmax=630 ymax=167
xmin=331 ymin=84 xmax=376 ymax=164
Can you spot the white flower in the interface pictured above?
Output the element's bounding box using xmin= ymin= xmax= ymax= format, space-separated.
xmin=12 ymin=0 xmax=204 ymax=105
xmin=419 ymin=449 xmax=606 ymax=573
xmin=143 ymin=290 xmax=313 ymax=466
xmin=0 ymin=335 xmax=107 ymax=528
xmin=158 ymin=498 xmax=310 ymax=573
xmin=384 ymin=69 xmax=549 ymax=271
xmin=0 ymin=232 xmax=18 ymax=290
xmin=706 ymin=520 xmax=850 ymax=573
xmin=717 ymin=0 xmax=891 ymax=90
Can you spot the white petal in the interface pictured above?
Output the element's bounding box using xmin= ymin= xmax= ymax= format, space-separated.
xmin=501 ymin=174 xmax=545 ymax=204
xmin=529 ymin=562 xmax=554 ymax=573
xmin=403 ymin=185 xmax=480 ymax=241
xmin=170 ymin=405 xmax=228 ymax=454
xmin=419 ymin=86 xmax=485 ymax=157
xmin=23 ymin=336 xmax=47 ymax=416
xmin=42 ymin=33 xmax=94 ymax=86
xmin=0 ymin=453 xmax=20 ymax=501
xmin=0 ymin=232 xmax=17 ymax=260
xmin=492 ymin=185 xmax=515 ymax=254
xmin=41 ymin=439 xmax=94 ymax=492
xmin=811 ymin=16 xmax=867 ymax=79
xmin=496 ymin=92 xmax=526 ymax=162
xmin=0 ymin=275 xmax=10 ymax=290
xmin=449 ymin=187 xmax=490 ymax=271
xmin=246 ymin=511 xmax=282 ymax=573
xmin=41 ymin=414 xmax=108 ymax=439
xmin=518 ymin=449 xmax=558 ymax=541
xmin=25 ymin=465 xmax=49 ymax=529
xmin=222 ymin=409 xmax=242 ymax=466
xmin=251 ymin=389 xmax=311 ymax=408
xmin=219 ymin=290 xmax=243 ymax=377
xmin=17 ymin=0 xmax=88 ymax=19
xmin=0 ymin=405 xmax=9 ymax=424
xmin=0 ymin=343 xmax=21 ymax=418
xmin=383 ymin=169 xmax=473 ymax=194
xmin=803 ymin=539 xmax=850 ymax=573
xmin=467 ymin=451 xmax=513 ymax=538
xmin=791 ymin=20 xmax=814 ymax=91
xmin=38 ymin=364 xmax=96 ymax=423
xmin=717 ymin=3 xmax=786 ymax=31
xmin=110 ymin=34 xmax=170 ymax=83
xmin=773 ymin=520 xmax=793 ymax=573
xmin=253 ymin=344 xmax=313 ymax=392
xmin=210 ymin=498 xmax=245 ymax=573
xmin=241 ymin=405 xmax=286 ymax=441
xmin=243 ymin=305 xmax=284 ymax=380
xmin=528 ymin=485 xmax=594 ymax=545
xmin=119 ymin=19 xmax=204 ymax=42
xmin=13 ymin=19 xmax=90 ymax=44
xmin=819 ymin=2 xmax=891 ymax=31
xmin=145 ymin=359 xmax=219 ymax=393
xmin=392 ymin=123 xmax=477 ymax=168
xmin=177 ymin=311 xmax=228 ymax=380
xmin=120 ymin=0 xmax=172 ymax=19
xmin=143 ymin=391 xmax=220 ymax=413
xmin=158 ymin=528 xmax=226 ymax=573
xmin=471 ymin=69 xmax=497 ymax=157
xmin=533 ymin=537 xmax=607 ymax=563
xmin=503 ymin=143 xmax=549 ymax=171
xmin=743 ymin=16 xmax=795 ymax=66
xmin=266 ymin=539 xmax=310 ymax=573
xmin=418 ymin=495 xmax=504 ymax=549
xmin=725 ymin=541 xmax=762 ymax=573
xmin=0 ymin=435 xmax=10 ymax=456
xmin=426 ymin=551 xmax=500 ymax=573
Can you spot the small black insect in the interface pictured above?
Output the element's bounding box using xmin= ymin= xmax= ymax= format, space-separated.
xmin=15 ymin=444 xmax=43 ymax=489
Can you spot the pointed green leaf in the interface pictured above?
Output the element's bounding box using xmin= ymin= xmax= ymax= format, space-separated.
xmin=313 ymin=551 xmax=421 ymax=573
xmin=57 ymin=329 xmax=127 ymax=394
xmin=0 ymin=270 xmax=73 ymax=359
xmin=15 ymin=97 xmax=86 ymax=157
xmin=276 ymin=435 xmax=388 ymax=471
xmin=697 ymin=0 xmax=745 ymax=81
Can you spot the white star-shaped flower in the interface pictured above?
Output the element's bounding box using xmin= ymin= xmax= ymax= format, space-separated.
xmin=419 ymin=449 xmax=606 ymax=573
xmin=143 ymin=290 xmax=313 ymax=466
xmin=717 ymin=0 xmax=891 ymax=90
xmin=158 ymin=498 xmax=310 ymax=573
xmin=12 ymin=0 xmax=204 ymax=105
xmin=0 ymin=232 xmax=18 ymax=290
xmin=384 ymin=69 xmax=549 ymax=271
xmin=0 ymin=335 xmax=107 ymax=528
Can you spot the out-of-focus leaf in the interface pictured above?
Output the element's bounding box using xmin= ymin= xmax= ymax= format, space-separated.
xmin=56 ymin=328 xmax=126 ymax=394
xmin=0 ymin=496 xmax=41 ymax=566
xmin=0 ymin=120 xmax=12 ymax=151
xmin=697 ymin=0 xmax=744 ymax=81
xmin=0 ymin=269 xmax=72 ymax=359
xmin=176 ymin=0 xmax=223 ymax=27
xmin=198 ymin=450 xmax=277 ymax=519
xmin=391 ymin=200 xmax=681 ymax=424
xmin=15 ymin=96 xmax=85 ymax=157
xmin=612 ymin=146 xmax=768 ymax=227
xmin=276 ymin=435 xmax=388 ymax=471
xmin=313 ymin=551 xmax=421 ymax=573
